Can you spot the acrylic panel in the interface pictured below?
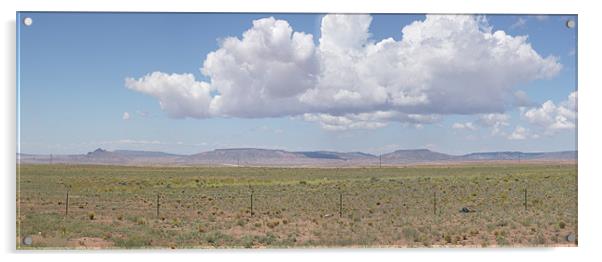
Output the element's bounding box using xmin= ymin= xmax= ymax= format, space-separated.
xmin=16 ymin=12 xmax=577 ymax=249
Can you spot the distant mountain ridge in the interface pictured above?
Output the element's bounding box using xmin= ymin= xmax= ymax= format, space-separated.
xmin=113 ymin=150 xmax=183 ymax=157
xmin=461 ymin=151 xmax=577 ymax=160
xmin=18 ymin=148 xmax=577 ymax=167
xmin=297 ymin=151 xmax=376 ymax=160
xmin=382 ymin=149 xmax=456 ymax=163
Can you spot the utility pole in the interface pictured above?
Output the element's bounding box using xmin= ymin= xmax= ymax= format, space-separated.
xmin=379 ymin=154 xmax=382 ymax=168
xmin=50 ymin=154 xmax=53 ymax=165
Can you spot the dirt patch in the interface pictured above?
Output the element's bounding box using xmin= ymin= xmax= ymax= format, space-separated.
xmin=68 ymin=237 xmax=113 ymax=249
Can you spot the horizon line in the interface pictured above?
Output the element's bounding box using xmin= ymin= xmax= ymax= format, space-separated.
xmin=16 ymin=147 xmax=578 ymax=157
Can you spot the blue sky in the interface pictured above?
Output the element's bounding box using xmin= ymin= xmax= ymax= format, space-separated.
xmin=17 ymin=13 xmax=577 ymax=155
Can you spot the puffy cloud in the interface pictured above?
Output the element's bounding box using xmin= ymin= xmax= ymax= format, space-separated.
xmin=507 ymin=126 xmax=539 ymax=140
xmin=200 ymin=17 xmax=318 ymax=117
xmin=522 ymin=91 xmax=577 ymax=134
xmin=126 ymin=14 xmax=561 ymax=130
xmin=302 ymin=111 xmax=439 ymax=131
xmin=477 ymin=113 xmax=510 ymax=135
xmin=319 ymin=14 xmax=373 ymax=53
xmin=452 ymin=122 xmax=476 ymax=130
xmin=303 ymin=113 xmax=386 ymax=131
xmin=126 ymin=17 xmax=317 ymax=119
xmin=125 ymin=72 xmax=213 ymax=118
xmin=302 ymin=14 xmax=561 ymax=116
xmin=122 ymin=112 xmax=130 ymax=120
xmin=478 ymin=113 xmax=510 ymax=126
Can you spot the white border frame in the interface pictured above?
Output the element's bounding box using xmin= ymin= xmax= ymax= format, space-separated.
xmin=2 ymin=1 xmax=600 ymax=262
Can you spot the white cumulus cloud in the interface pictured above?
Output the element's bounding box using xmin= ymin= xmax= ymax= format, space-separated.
xmin=201 ymin=17 xmax=318 ymax=117
xmin=507 ymin=126 xmax=539 ymax=140
xmin=125 ymin=72 xmax=213 ymax=118
xmin=126 ymin=14 xmax=562 ymax=130
xmin=302 ymin=111 xmax=439 ymax=131
xmin=522 ymin=91 xmax=577 ymax=134
xmin=452 ymin=122 xmax=476 ymax=130
xmin=122 ymin=112 xmax=131 ymax=120
xmin=477 ymin=113 xmax=510 ymax=135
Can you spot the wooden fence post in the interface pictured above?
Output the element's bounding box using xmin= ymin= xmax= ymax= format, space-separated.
xmin=524 ymin=188 xmax=527 ymax=211
xmin=339 ymin=192 xmax=343 ymax=218
xmin=250 ymin=191 xmax=254 ymax=216
xmin=400 ymin=186 xmax=403 ymax=216
xmin=433 ymin=191 xmax=437 ymax=215
xmin=156 ymin=193 xmax=160 ymax=218
xmin=65 ymin=190 xmax=69 ymax=216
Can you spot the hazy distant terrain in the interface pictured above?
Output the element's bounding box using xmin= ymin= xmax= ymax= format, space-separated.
xmin=17 ymin=148 xmax=577 ymax=167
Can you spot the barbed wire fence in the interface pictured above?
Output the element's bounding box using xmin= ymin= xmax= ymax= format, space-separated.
xmin=18 ymin=180 xmax=562 ymax=224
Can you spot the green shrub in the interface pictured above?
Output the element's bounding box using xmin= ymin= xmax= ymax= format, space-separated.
xmin=402 ymin=227 xmax=419 ymax=242
xmin=496 ymin=235 xmax=509 ymax=246
xmin=135 ymin=217 xmax=146 ymax=225
xmin=240 ymin=235 xmax=254 ymax=248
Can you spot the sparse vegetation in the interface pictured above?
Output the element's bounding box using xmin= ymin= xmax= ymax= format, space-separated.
xmin=17 ymin=163 xmax=577 ymax=248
